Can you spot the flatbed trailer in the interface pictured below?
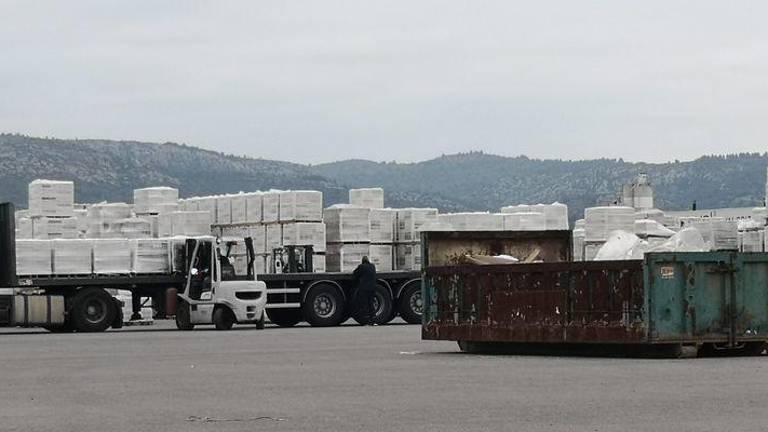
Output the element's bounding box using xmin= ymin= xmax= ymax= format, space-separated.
xmin=259 ymin=270 xmax=422 ymax=327
xmin=421 ymin=230 xmax=768 ymax=357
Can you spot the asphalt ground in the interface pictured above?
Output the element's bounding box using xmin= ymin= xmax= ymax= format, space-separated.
xmin=1 ymin=320 xmax=767 ymax=432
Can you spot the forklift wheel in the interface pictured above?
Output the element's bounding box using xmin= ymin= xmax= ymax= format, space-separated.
xmin=256 ymin=311 xmax=266 ymax=330
xmin=213 ymin=307 xmax=235 ymax=331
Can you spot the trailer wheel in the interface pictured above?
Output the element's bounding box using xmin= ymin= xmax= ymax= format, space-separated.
xmin=303 ymin=283 xmax=346 ymax=327
xmin=266 ymin=309 xmax=302 ymax=327
xmin=213 ymin=307 xmax=235 ymax=330
xmin=397 ymin=281 xmax=422 ymax=325
xmin=175 ymin=300 xmax=195 ymax=331
xmin=352 ymin=284 xmax=393 ymax=325
xmin=71 ymin=288 xmax=117 ymax=333
xmin=256 ymin=311 xmax=266 ymax=330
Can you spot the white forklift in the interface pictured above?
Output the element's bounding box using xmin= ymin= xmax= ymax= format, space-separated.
xmin=174 ymin=236 xmax=268 ymax=331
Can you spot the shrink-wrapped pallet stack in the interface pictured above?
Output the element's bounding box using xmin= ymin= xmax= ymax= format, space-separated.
xmin=438 ymin=212 xmax=503 ymax=231
xmin=738 ymin=220 xmax=765 ymax=252
xmin=349 ymin=188 xmax=385 ymax=209
xmin=133 ymin=187 xmax=179 ymax=215
xmin=32 ymin=216 xmax=79 ymax=239
xmin=86 ymin=203 xmax=132 ymax=238
xmin=394 ymin=208 xmax=437 ymax=270
xmin=15 ymin=240 xmax=53 ymax=275
xmin=368 ymin=209 xmax=396 ymax=271
xmin=28 ymin=180 xmax=74 ymax=218
xmin=53 ymin=239 xmax=94 ymax=274
xmin=572 ymin=219 xmax=586 ymax=261
xmin=157 ymin=211 xmax=212 ymax=237
xmin=324 ymin=205 xmax=370 ymax=272
xmin=500 ymin=202 xmax=569 ymax=230
xmin=582 ymin=206 xmax=635 ymax=260
xmin=688 ymin=218 xmax=738 ymax=251
xmin=93 ymin=239 xmax=132 ymax=273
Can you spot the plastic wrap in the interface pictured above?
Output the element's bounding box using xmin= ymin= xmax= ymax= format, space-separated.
xmin=501 ymin=212 xmax=546 ymax=231
xmin=572 ymin=227 xmax=586 ymax=261
xmin=369 ymin=244 xmax=393 ymax=271
xmin=438 ymin=213 xmax=503 ymax=231
xmin=114 ymin=218 xmax=152 ymax=239
xmin=247 ymin=225 xmax=267 ymax=254
xmin=215 ymin=196 xmax=232 ymax=225
xmin=349 ymin=188 xmax=384 ymax=209
xmin=32 ymin=216 xmax=79 ymax=239
xmin=500 ymin=204 xmax=532 ymax=214
xmin=634 ymin=219 xmax=675 ymax=238
xmin=648 ymin=227 xmax=709 ymax=253
xmin=326 ymin=243 xmax=369 ymax=272
xmin=133 ymin=187 xmax=179 ymax=214
xmin=230 ymin=194 xmax=247 ymax=224
xmin=584 ymin=206 xmax=635 ymax=242
xmin=87 ymin=203 xmax=132 ymax=238
xmin=532 ymin=203 xmax=569 ymax=230
xmin=396 ymin=208 xmax=438 ymax=242
xmin=93 ymin=239 xmax=132 ymax=273
xmin=279 ymin=190 xmax=323 ymax=222
xmin=688 ymin=218 xmax=738 ymax=251
xmin=132 ymin=239 xmax=171 ymax=273
xmin=312 ymin=254 xmax=326 ymax=273
xmin=740 ymin=230 xmax=764 ymax=252
xmin=594 ymin=231 xmax=645 ymax=261
xmin=195 ymin=197 xmax=217 ymax=223
xmin=53 ymin=239 xmax=93 ymax=274
xmin=15 ymin=240 xmax=53 ymax=275
xmin=170 ymin=211 xmax=212 ymax=236
xmin=282 ymin=222 xmax=326 ymax=252
xmin=15 ymin=217 xmax=33 ymax=239
xmin=324 ymin=205 xmax=371 ymax=243
xmin=28 ymin=179 xmax=74 ymax=217
xmin=261 ymin=192 xmax=280 ymax=223
xmin=245 ymin=193 xmax=263 ymax=223
xmin=369 ymin=209 xmax=396 ymax=243
xmin=395 ymin=243 xmax=421 ymax=271
xmin=265 ymin=224 xmax=282 ymax=254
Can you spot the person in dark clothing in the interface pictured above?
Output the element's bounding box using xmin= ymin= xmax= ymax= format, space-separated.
xmin=353 ymin=256 xmax=377 ymax=325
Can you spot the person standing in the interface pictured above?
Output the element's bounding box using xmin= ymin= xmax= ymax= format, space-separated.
xmin=353 ymin=256 xmax=377 ymax=325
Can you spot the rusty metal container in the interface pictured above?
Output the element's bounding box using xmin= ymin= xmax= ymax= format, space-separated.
xmin=422 ymin=230 xmax=768 ymax=355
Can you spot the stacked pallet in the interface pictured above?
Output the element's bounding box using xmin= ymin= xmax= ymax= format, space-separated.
xmin=325 ymin=205 xmax=370 ymax=272
xmin=27 ymin=180 xmax=79 ymax=240
xmin=395 ymin=208 xmax=438 ymax=271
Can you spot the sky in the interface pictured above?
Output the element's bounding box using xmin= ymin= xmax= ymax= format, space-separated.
xmin=1 ymin=1 xmax=767 ymax=164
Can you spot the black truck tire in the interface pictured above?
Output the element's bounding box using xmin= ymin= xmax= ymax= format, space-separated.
xmin=397 ymin=282 xmax=423 ymax=325
xmin=352 ymin=284 xmax=393 ymax=325
xmin=213 ymin=307 xmax=235 ymax=330
xmin=70 ymin=288 xmax=117 ymax=333
xmin=256 ymin=311 xmax=266 ymax=330
xmin=303 ymin=284 xmax=346 ymax=327
xmin=266 ymin=309 xmax=302 ymax=327
xmin=175 ymin=300 xmax=195 ymax=331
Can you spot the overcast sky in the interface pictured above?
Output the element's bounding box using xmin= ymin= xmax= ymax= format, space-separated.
xmin=1 ymin=1 xmax=766 ymax=164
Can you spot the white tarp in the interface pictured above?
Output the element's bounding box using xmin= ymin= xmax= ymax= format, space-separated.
xmin=634 ymin=219 xmax=675 ymax=238
xmin=648 ymin=227 xmax=710 ymax=253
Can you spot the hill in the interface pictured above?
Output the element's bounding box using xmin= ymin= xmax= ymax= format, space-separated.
xmin=1 ymin=134 xmax=766 ymax=221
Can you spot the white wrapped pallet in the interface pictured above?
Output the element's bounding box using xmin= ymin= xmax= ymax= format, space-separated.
xmin=326 ymin=243 xmax=369 ymax=272
xmin=583 ymin=243 xmax=603 ymax=261
xmin=28 ymin=179 xmax=74 ymax=217
xmin=15 ymin=240 xmax=53 ymax=275
xmin=501 ymin=212 xmax=546 ymax=231
xmin=395 ymin=243 xmax=421 ymax=271
xmin=279 ymin=190 xmax=323 ymax=222
xmin=230 ymin=194 xmax=247 ymax=224
xmin=634 ymin=209 xmax=666 ymax=224
xmin=740 ymin=230 xmax=764 ymax=252
xmin=114 ymin=218 xmax=152 ymax=239
xmin=221 ymin=225 xmax=249 ymax=239
xmin=254 ymin=255 xmax=267 ymax=275
xmin=93 ymin=239 xmax=132 ymax=273
xmin=584 ymin=206 xmax=635 ymax=242
xmin=439 ymin=213 xmax=503 ymax=231
xmin=183 ymin=198 xmax=200 ymax=211
xmin=15 ymin=217 xmax=32 ymax=239
xmin=195 ymin=197 xmax=217 ymax=223
xmin=325 ymin=205 xmax=371 ymax=243
xmin=312 ymin=254 xmax=326 ymax=273
xmin=215 ymin=195 xmax=232 ymax=225
xmin=132 ymin=239 xmax=171 ymax=273
xmin=53 ymin=239 xmax=93 ymax=274
xmin=265 ymin=224 xmax=282 ymax=253
xmin=133 ymin=187 xmax=179 ymax=214
xmin=262 ymin=192 xmax=280 ymax=223
xmin=282 ymin=222 xmax=326 ymax=252
xmin=247 ymin=225 xmax=267 ymax=254
xmin=532 ymin=203 xmax=569 ymax=230
xmin=170 ymin=211 xmax=212 ymax=236
xmin=689 ymin=218 xmax=738 ymax=250
xmin=753 ymin=207 xmax=768 ymax=226
xmin=396 ymin=208 xmax=438 ymax=242
xmin=349 ymin=188 xmax=384 ymax=209
xmin=369 ymin=209 xmax=396 ymax=243
xmin=32 ymin=216 xmax=79 ymax=239
xmin=369 ymin=244 xmax=393 ymax=271
xmin=245 ymin=193 xmax=263 ymax=223
xmin=73 ymin=209 xmax=89 ymax=235
xmin=87 ymin=203 xmax=132 ymax=238
xmin=572 ymin=228 xmax=586 ymax=261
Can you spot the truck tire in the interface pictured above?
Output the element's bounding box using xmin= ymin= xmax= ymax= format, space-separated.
xmin=266 ymin=309 xmax=302 ymax=327
xmin=303 ymin=283 xmax=346 ymax=327
xmin=352 ymin=284 xmax=393 ymax=326
xmin=71 ymin=288 xmax=117 ymax=333
xmin=397 ymin=281 xmax=422 ymax=325
xmin=213 ymin=306 xmax=235 ymax=330
xmin=175 ymin=300 xmax=195 ymax=331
